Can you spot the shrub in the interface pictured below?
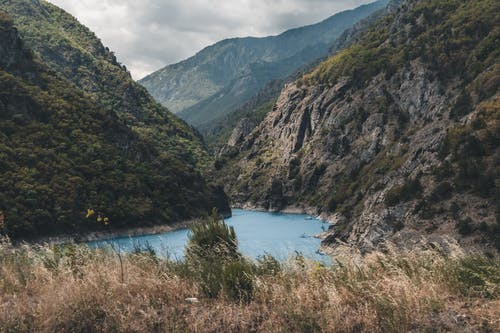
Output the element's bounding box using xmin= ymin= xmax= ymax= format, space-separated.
xmin=451 ymin=256 xmax=500 ymax=298
xmin=185 ymin=209 xmax=239 ymax=262
xmin=256 ymin=254 xmax=282 ymax=276
xmin=327 ymin=198 xmax=338 ymax=212
xmin=456 ymin=218 xmax=474 ymax=236
xmin=185 ymin=209 xmax=250 ymax=300
xmin=429 ymin=182 xmax=453 ymax=202
xmin=221 ymin=260 xmax=254 ymax=303
xmin=450 ymin=91 xmax=473 ymax=120
xmin=432 ymin=161 xmax=454 ymax=181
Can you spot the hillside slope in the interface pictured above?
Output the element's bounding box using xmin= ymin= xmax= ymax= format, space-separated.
xmin=215 ymin=0 xmax=500 ymax=254
xmin=1 ymin=0 xmax=210 ymax=169
xmin=0 ymin=11 xmax=229 ymax=238
xmin=140 ymin=1 xmax=388 ymax=130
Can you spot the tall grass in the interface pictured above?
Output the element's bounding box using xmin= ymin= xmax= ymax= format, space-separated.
xmin=0 ymin=236 xmax=498 ymax=332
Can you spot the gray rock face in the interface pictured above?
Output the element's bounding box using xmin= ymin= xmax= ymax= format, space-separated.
xmin=215 ymin=0 xmax=499 ymax=254
xmin=228 ymin=118 xmax=255 ymax=147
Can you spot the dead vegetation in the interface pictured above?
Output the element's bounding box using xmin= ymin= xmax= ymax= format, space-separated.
xmin=0 ymin=236 xmax=498 ymax=333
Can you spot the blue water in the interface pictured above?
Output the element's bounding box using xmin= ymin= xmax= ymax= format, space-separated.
xmin=88 ymin=209 xmax=331 ymax=263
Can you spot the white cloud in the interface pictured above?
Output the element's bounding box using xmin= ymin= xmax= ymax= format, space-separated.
xmin=47 ymin=0 xmax=375 ymax=79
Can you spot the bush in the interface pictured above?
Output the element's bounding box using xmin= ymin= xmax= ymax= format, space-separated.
xmin=452 ymin=256 xmax=500 ymax=298
xmin=456 ymin=218 xmax=474 ymax=236
xmin=450 ymin=91 xmax=473 ymax=119
xmin=429 ymin=182 xmax=453 ymax=202
xmin=185 ymin=209 xmax=251 ymax=300
xmin=186 ymin=211 xmax=238 ymax=257
xmin=256 ymin=254 xmax=282 ymax=276
xmin=432 ymin=161 xmax=454 ymax=181
xmin=221 ymin=260 xmax=254 ymax=303
xmin=193 ymin=258 xmax=225 ymax=298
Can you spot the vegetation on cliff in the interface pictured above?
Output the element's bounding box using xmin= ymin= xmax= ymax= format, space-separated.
xmin=304 ymin=0 xmax=499 ymax=88
xmin=1 ymin=0 xmax=210 ymax=169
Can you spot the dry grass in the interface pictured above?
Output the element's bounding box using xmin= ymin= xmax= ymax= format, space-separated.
xmin=0 ymin=238 xmax=498 ymax=333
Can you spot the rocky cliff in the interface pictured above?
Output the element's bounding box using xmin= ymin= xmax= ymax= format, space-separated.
xmin=205 ymin=0 xmax=402 ymax=149
xmin=215 ymin=0 xmax=499 ymax=254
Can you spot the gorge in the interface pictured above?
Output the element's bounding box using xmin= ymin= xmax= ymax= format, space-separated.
xmin=0 ymin=0 xmax=498 ymax=256
xmin=0 ymin=0 xmax=498 ymax=331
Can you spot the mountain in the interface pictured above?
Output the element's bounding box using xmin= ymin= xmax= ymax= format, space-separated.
xmin=139 ymin=0 xmax=389 ymax=131
xmin=214 ymin=0 xmax=500 ymax=254
xmin=204 ymin=1 xmax=398 ymax=149
xmin=0 ymin=3 xmax=229 ymax=238
xmin=1 ymin=0 xmax=209 ymax=170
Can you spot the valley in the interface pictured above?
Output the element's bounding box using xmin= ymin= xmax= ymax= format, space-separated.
xmin=0 ymin=0 xmax=498 ymax=331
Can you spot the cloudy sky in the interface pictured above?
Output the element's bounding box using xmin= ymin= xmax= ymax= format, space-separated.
xmin=48 ymin=0 xmax=375 ymax=80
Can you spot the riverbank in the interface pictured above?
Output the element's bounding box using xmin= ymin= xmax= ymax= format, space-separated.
xmin=11 ymin=211 xmax=234 ymax=246
xmin=231 ymin=203 xmax=332 ymax=221
xmin=18 ymin=204 xmax=327 ymax=247
xmin=13 ymin=220 xmax=197 ymax=247
xmin=231 ymin=202 xmax=337 ymax=238
xmin=13 ymin=206 xmax=330 ymax=254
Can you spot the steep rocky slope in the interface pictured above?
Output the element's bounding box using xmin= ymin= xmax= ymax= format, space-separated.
xmin=205 ymin=1 xmax=403 ymax=149
xmin=215 ymin=0 xmax=499 ymax=254
xmin=1 ymin=0 xmax=209 ymax=169
xmin=140 ymin=1 xmax=388 ymax=130
xmin=0 ymin=10 xmax=229 ymax=239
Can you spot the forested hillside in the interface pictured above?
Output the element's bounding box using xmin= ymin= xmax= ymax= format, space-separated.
xmin=0 ymin=8 xmax=229 ymax=239
xmin=1 ymin=0 xmax=210 ymax=169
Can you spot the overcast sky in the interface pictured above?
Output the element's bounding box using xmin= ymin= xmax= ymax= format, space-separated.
xmin=48 ymin=0 xmax=375 ymax=80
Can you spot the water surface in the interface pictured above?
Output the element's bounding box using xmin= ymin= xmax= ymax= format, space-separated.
xmin=88 ymin=209 xmax=331 ymax=263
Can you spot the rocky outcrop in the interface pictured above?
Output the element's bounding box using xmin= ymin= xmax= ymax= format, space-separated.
xmin=227 ymin=118 xmax=255 ymax=147
xmin=215 ymin=0 xmax=499 ymax=254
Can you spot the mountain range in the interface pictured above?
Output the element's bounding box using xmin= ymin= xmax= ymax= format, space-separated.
xmin=0 ymin=0 xmax=498 ymax=255
xmin=139 ymin=0 xmax=389 ymax=135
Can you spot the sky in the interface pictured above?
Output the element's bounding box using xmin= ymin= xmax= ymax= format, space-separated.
xmin=48 ymin=0 xmax=375 ymax=80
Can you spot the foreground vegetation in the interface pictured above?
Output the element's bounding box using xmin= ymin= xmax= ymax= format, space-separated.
xmin=1 ymin=215 xmax=499 ymax=332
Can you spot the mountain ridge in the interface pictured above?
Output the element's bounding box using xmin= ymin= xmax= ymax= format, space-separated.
xmin=140 ymin=0 xmax=389 ymax=130
xmin=1 ymin=0 xmax=211 ymax=170
xmin=204 ymin=0 xmax=399 ymax=149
